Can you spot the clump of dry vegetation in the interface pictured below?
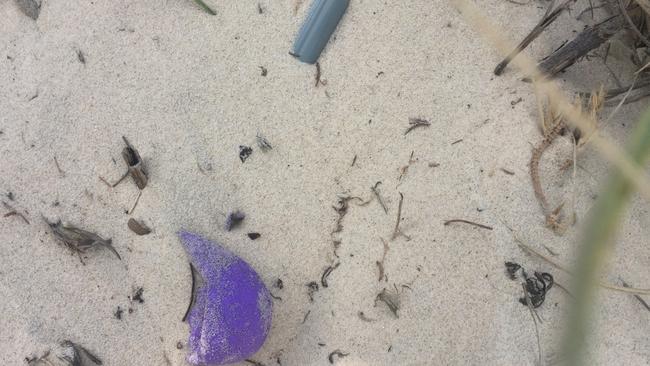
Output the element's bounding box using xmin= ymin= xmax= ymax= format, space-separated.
xmin=454 ymin=1 xmax=650 ymax=364
xmin=498 ymin=1 xmax=650 ymax=91
xmin=529 ymin=89 xmax=604 ymax=233
xmin=496 ymin=0 xmax=650 ymax=233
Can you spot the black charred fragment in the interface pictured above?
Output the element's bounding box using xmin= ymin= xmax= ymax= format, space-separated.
xmin=132 ymin=287 xmax=145 ymax=303
xmin=505 ymin=261 xmax=522 ymax=280
xmin=504 ymin=262 xmax=554 ymax=308
xmin=306 ymin=281 xmax=319 ymax=302
xmin=76 ymin=49 xmax=86 ymax=64
xmin=519 ymin=272 xmax=553 ymax=308
xmin=247 ymin=232 xmax=261 ymax=240
xmin=274 ymin=279 xmax=284 ymax=289
xmin=239 ymin=145 xmax=253 ymax=162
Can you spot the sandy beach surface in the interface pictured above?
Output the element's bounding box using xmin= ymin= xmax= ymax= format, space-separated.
xmin=1 ymin=1 xmax=649 ymax=365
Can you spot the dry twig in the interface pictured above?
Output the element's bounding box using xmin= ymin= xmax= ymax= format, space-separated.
xmin=391 ymin=193 xmax=410 ymax=240
xmin=443 ymin=219 xmax=493 ymax=230
xmin=3 ymin=202 xmax=29 ymax=224
xmin=404 ymin=118 xmax=431 ymax=135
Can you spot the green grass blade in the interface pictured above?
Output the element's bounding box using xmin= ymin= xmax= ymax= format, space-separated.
xmin=193 ymin=0 xmax=216 ymax=15
xmin=563 ymin=108 xmax=650 ymax=365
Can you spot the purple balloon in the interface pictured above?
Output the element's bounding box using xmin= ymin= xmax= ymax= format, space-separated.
xmin=178 ymin=231 xmax=272 ymax=366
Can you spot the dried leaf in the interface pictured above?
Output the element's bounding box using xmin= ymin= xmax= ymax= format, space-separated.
xmin=45 ymin=219 xmax=121 ymax=260
xmin=256 ymin=134 xmax=272 ymax=151
xmin=59 ymin=340 xmax=102 ymax=366
xmin=128 ymin=218 xmax=151 ymax=235
xmin=121 ymin=136 xmax=148 ymax=190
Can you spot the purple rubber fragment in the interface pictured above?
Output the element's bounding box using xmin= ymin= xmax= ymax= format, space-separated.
xmin=178 ymin=231 xmax=272 ymax=366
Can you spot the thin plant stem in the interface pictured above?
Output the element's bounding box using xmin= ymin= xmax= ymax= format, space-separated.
xmin=193 ymin=0 xmax=216 ymax=15
xmin=562 ymin=108 xmax=650 ymax=365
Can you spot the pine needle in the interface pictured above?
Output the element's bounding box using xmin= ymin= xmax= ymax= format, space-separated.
xmin=193 ymin=0 xmax=216 ymax=15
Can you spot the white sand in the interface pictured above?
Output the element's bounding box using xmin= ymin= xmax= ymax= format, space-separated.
xmin=1 ymin=0 xmax=649 ymax=365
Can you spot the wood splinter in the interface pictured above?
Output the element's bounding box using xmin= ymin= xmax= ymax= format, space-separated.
xmin=494 ymin=0 xmax=574 ymax=75
xmin=121 ymin=136 xmax=148 ymax=189
xmin=128 ymin=218 xmax=151 ymax=235
xmin=391 ymin=193 xmax=410 ymax=240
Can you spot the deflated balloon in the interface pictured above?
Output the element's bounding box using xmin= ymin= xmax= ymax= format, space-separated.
xmin=178 ymin=231 xmax=272 ymax=366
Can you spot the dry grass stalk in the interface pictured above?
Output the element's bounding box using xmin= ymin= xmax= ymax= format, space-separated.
xmin=452 ymin=0 xmax=650 ymax=200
